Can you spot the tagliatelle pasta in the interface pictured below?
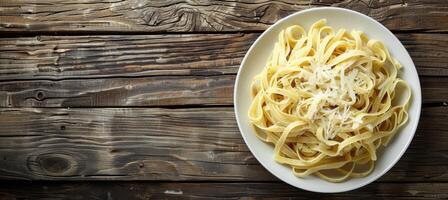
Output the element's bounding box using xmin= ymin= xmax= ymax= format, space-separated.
xmin=248 ymin=19 xmax=411 ymax=182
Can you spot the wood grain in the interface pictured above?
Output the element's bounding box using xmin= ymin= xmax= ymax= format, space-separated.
xmin=0 ymin=34 xmax=253 ymax=80
xmin=0 ymin=76 xmax=446 ymax=107
xmin=0 ymin=75 xmax=235 ymax=107
xmin=0 ymin=182 xmax=447 ymax=200
xmin=1 ymin=33 xmax=447 ymax=81
xmin=0 ymin=107 xmax=446 ymax=181
xmin=0 ymin=0 xmax=447 ymax=33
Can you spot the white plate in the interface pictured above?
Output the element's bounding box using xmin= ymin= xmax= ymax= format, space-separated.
xmin=234 ymin=7 xmax=422 ymax=193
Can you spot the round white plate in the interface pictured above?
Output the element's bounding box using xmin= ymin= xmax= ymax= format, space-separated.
xmin=234 ymin=7 xmax=422 ymax=193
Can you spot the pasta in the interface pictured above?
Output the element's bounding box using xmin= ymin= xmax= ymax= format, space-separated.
xmin=248 ymin=19 xmax=411 ymax=182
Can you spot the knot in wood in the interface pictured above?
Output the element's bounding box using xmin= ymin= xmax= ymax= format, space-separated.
xmin=27 ymin=152 xmax=81 ymax=176
xmin=39 ymin=155 xmax=71 ymax=174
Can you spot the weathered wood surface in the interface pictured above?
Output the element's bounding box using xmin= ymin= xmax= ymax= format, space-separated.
xmin=0 ymin=34 xmax=252 ymax=80
xmin=0 ymin=75 xmax=235 ymax=107
xmin=0 ymin=33 xmax=447 ymax=81
xmin=0 ymin=107 xmax=446 ymax=181
xmin=0 ymin=76 xmax=446 ymax=107
xmin=1 ymin=0 xmax=447 ymax=197
xmin=1 ymin=0 xmax=447 ymax=33
xmin=0 ymin=182 xmax=447 ymax=200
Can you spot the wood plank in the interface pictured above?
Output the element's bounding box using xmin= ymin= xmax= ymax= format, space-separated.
xmin=0 ymin=33 xmax=447 ymax=81
xmin=0 ymin=107 xmax=446 ymax=181
xmin=0 ymin=182 xmax=447 ymax=200
xmin=0 ymin=34 xmax=253 ymax=79
xmin=0 ymin=76 xmax=446 ymax=107
xmin=0 ymin=75 xmax=235 ymax=107
xmin=0 ymin=0 xmax=447 ymax=32
xmin=400 ymin=33 xmax=448 ymax=76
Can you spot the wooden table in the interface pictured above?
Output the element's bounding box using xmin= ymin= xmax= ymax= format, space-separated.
xmin=0 ymin=0 xmax=447 ymax=199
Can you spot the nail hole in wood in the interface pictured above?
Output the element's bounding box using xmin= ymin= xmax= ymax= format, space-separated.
xmin=36 ymin=91 xmax=44 ymax=100
xmin=60 ymin=125 xmax=66 ymax=130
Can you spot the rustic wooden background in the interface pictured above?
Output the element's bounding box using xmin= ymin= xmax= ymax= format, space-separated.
xmin=0 ymin=0 xmax=447 ymax=199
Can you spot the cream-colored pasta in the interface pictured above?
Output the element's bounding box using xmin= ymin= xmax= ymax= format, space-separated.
xmin=248 ymin=19 xmax=411 ymax=182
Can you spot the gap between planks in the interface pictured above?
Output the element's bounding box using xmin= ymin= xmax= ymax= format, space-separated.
xmin=0 ymin=181 xmax=447 ymax=199
xmin=1 ymin=30 xmax=447 ymax=38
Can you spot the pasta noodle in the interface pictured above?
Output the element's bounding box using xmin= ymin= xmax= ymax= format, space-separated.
xmin=248 ymin=19 xmax=411 ymax=182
